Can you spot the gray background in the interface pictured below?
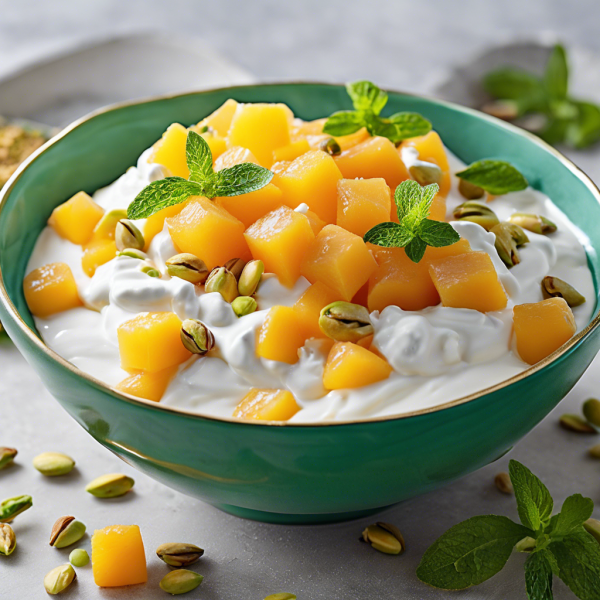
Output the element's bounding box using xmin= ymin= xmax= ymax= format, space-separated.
xmin=2 ymin=1 xmax=600 ymax=598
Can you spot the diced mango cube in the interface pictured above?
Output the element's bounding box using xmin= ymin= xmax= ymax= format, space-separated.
xmin=428 ymin=251 xmax=507 ymax=312
xmin=256 ymin=306 xmax=305 ymax=364
xmin=81 ymin=238 xmax=117 ymax=277
xmin=117 ymin=312 xmax=191 ymax=373
xmin=92 ymin=525 xmax=147 ymax=588
xmin=150 ymin=123 xmax=189 ymax=178
xmin=48 ymin=191 xmax=104 ymax=245
xmin=304 ymin=209 xmax=326 ymax=236
xmin=275 ymin=151 xmax=343 ymax=224
xmin=424 ymin=238 xmax=471 ymax=262
xmin=334 ymin=137 xmax=410 ymax=190
xmin=92 ymin=209 xmax=127 ymax=241
xmin=143 ymin=203 xmax=186 ymax=250
xmin=404 ymin=131 xmax=451 ymax=197
xmin=273 ymin=138 xmax=310 ymax=163
xmin=337 ymin=178 xmax=391 ymax=237
xmin=293 ymin=281 xmax=340 ymax=339
xmin=217 ymin=184 xmax=284 ymax=228
xmin=291 ymin=118 xmax=327 ymax=138
xmin=323 ymin=342 xmax=393 ymax=389
xmin=301 ymin=225 xmax=378 ymax=301
xmin=214 ymin=146 xmax=259 ymax=171
xmin=292 ymin=119 xmax=369 ymax=151
xmin=233 ymin=388 xmax=300 ymax=421
xmin=196 ymin=99 xmax=238 ymax=137
xmin=198 ymin=132 xmax=227 ymax=160
xmin=23 ymin=262 xmax=82 ymax=317
xmin=167 ymin=196 xmax=249 ymax=269
xmin=115 ymin=366 xmax=178 ymax=402
xmin=513 ymin=298 xmax=576 ymax=365
xmin=227 ymin=103 xmax=291 ymax=166
xmin=244 ymin=205 xmax=314 ymax=287
xmin=352 ymin=281 xmax=370 ymax=308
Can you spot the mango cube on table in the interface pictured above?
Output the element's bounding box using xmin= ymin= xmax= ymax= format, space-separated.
xmin=23 ymin=262 xmax=82 ymax=317
xmin=323 ymin=342 xmax=393 ymax=390
xmin=403 ymin=131 xmax=451 ymax=197
xmin=117 ymin=312 xmax=191 ymax=373
xmin=48 ymin=191 xmax=104 ymax=245
xmin=91 ymin=525 xmax=147 ymax=588
xmin=150 ymin=123 xmax=189 ymax=178
xmin=513 ymin=297 xmax=576 ymax=365
xmin=301 ymin=224 xmax=378 ymax=301
xmin=256 ymin=306 xmax=305 ymax=364
xmin=428 ymin=251 xmax=507 ymax=312
xmin=115 ymin=366 xmax=179 ymax=402
xmin=337 ymin=177 xmax=391 ymax=237
xmin=244 ymin=205 xmax=315 ymax=288
xmin=167 ymin=196 xmax=250 ymax=270
xmin=81 ymin=238 xmax=117 ymax=277
xmin=233 ymin=388 xmax=301 ymax=421
xmin=196 ymin=98 xmax=238 ymax=137
xmin=293 ymin=281 xmax=340 ymax=340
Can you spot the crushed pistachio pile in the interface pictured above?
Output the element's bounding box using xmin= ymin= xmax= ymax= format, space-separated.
xmin=0 ymin=120 xmax=46 ymax=188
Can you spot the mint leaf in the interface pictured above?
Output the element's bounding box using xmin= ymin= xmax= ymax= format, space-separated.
xmin=346 ymin=81 xmax=387 ymax=115
xmin=387 ymin=112 xmax=432 ymax=142
xmin=566 ymin=102 xmax=600 ymax=149
xmin=524 ymin=550 xmax=554 ymax=600
xmin=509 ymin=460 xmax=553 ymax=531
xmin=544 ymin=44 xmax=568 ymax=100
xmin=405 ymin=236 xmax=427 ymax=263
xmin=186 ymin=130 xmax=214 ymax=183
xmin=322 ymin=111 xmax=365 ymax=136
xmin=456 ymin=160 xmax=528 ymax=196
xmin=394 ymin=179 xmax=427 ymax=222
xmin=127 ymin=177 xmax=203 ymax=219
xmin=416 ymin=515 xmax=531 ymax=590
xmin=483 ymin=68 xmax=546 ymax=113
xmin=418 ymin=219 xmax=460 ymax=247
xmin=363 ymin=222 xmax=413 ymax=248
xmin=214 ymin=163 xmax=273 ymax=197
xmin=550 ymin=529 xmax=600 ymax=600
xmin=548 ymin=494 xmax=594 ymax=538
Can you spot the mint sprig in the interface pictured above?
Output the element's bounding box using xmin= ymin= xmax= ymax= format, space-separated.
xmin=456 ymin=159 xmax=528 ymax=196
xmin=127 ymin=130 xmax=273 ymax=220
xmin=417 ymin=459 xmax=600 ymax=600
xmin=364 ymin=180 xmax=459 ymax=263
xmin=323 ymin=81 xmax=432 ymax=144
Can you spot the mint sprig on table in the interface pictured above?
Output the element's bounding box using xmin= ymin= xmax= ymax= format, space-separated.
xmin=456 ymin=159 xmax=529 ymax=195
xmin=323 ymin=81 xmax=432 ymax=144
xmin=417 ymin=460 xmax=600 ymax=600
xmin=363 ymin=180 xmax=459 ymax=263
xmin=483 ymin=44 xmax=600 ymax=149
xmin=127 ymin=130 xmax=273 ymax=220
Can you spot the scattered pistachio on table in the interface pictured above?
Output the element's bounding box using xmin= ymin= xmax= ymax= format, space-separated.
xmin=409 ymin=163 xmax=443 ymax=187
xmin=49 ymin=516 xmax=86 ymax=548
xmin=232 ymin=296 xmax=258 ymax=317
xmin=319 ymin=137 xmax=341 ymax=156
xmin=491 ymin=222 xmax=528 ymax=268
xmin=559 ymin=413 xmax=596 ymax=433
xmin=319 ymin=301 xmax=373 ymax=343
xmin=0 ymin=495 xmax=32 ymax=523
xmin=159 ymin=569 xmax=204 ymax=595
xmin=224 ymin=257 xmax=247 ymax=280
xmin=43 ymin=563 xmax=76 ymax=595
xmin=115 ymin=219 xmax=145 ymax=252
xmin=542 ymin=276 xmax=586 ymax=307
xmin=0 ymin=447 xmax=17 ymax=470
xmin=0 ymin=523 xmax=16 ymax=556
xmin=206 ymin=267 xmax=238 ymax=302
xmin=589 ymin=443 xmax=600 ymax=459
xmin=32 ymin=452 xmax=75 ymax=476
xmin=584 ymin=518 xmax=600 ymax=544
xmin=238 ymin=259 xmax=264 ymax=296
xmin=117 ymin=248 xmax=147 ymax=260
xmin=361 ymin=522 xmax=405 ymax=555
xmin=458 ymin=178 xmax=485 ymax=200
xmin=583 ymin=398 xmax=600 ymax=428
xmin=85 ymin=473 xmax=134 ymax=498
xmin=508 ymin=212 xmax=557 ymax=235
xmin=452 ymin=201 xmax=499 ymax=231
xmin=166 ymin=253 xmax=209 ymax=284
xmin=156 ymin=542 xmax=204 ymax=567
xmin=180 ymin=319 xmax=215 ymax=355
xmin=494 ymin=472 xmax=514 ymax=494
xmin=265 ymin=595 xmax=297 ymax=600
xmin=69 ymin=548 xmax=89 ymax=567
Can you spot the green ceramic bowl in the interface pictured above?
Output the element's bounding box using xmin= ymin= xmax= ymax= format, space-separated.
xmin=1 ymin=83 xmax=599 ymax=524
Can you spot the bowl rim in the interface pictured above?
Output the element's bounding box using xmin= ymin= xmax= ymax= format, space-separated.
xmin=1 ymin=81 xmax=599 ymax=428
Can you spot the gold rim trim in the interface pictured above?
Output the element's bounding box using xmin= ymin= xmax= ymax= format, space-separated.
xmin=0 ymin=82 xmax=599 ymax=429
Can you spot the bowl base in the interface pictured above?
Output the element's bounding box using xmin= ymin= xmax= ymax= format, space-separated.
xmin=215 ymin=502 xmax=395 ymax=524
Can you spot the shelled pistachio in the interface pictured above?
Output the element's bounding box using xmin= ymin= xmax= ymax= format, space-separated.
xmin=232 ymin=296 xmax=258 ymax=317
xmin=33 ymin=452 xmax=75 ymax=476
xmin=458 ymin=178 xmax=485 ymax=200
xmin=238 ymin=260 xmax=264 ymax=296
xmin=85 ymin=473 xmax=134 ymax=498
xmin=319 ymin=302 xmax=373 ymax=342
xmin=361 ymin=522 xmax=405 ymax=555
xmin=559 ymin=414 xmax=595 ymax=433
xmin=159 ymin=569 xmax=204 ymax=595
xmin=49 ymin=516 xmax=86 ymax=548
xmin=508 ymin=213 xmax=557 ymax=234
xmin=0 ymin=495 xmax=32 ymax=523
xmin=541 ymin=276 xmax=586 ymax=307
xmin=166 ymin=253 xmax=209 ymax=284
xmin=44 ymin=564 xmax=76 ymax=595
xmin=452 ymin=201 xmax=499 ymax=231
xmin=0 ymin=447 xmax=17 ymax=470
xmin=583 ymin=398 xmax=600 ymax=428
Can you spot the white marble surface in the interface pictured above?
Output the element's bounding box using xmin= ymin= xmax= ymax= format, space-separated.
xmin=2 ymin=1 xmax=600 ymax=598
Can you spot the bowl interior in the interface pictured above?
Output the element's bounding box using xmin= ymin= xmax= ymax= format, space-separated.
xmin=1 ymin=82 xmax=599 ymax=337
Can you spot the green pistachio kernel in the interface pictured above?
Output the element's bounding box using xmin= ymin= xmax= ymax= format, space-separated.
xmin=32 ymin=452 xmax=75 ymax=476
xmin=115 ymin=219 xmax=144 ymax=252
xmin=0 ymin=447 xmax=17 ymax=470
xmin=409 ymin=163 xmax=443 ymax=186
xmin=361 ymin=522 xmax=405 ymax=555
xmin=69 ymin=548 xmax=90 ymax=567
xmin=0 ymin=495 xmax=32 ymax=523
xmin=238 ymin=260 xmax=264 ymax=296
xmin=44 ymin=563 xmax=76 ymax=595
xmin=50 ymin=516 xmax=86 ymax=548
xmin=231 ymin=296 xmax=258 ymax=317
xmin=159 ymin=569 xmax=204 ymax=595
xmin=559 ymin=413 xmax=596 ymax=433
xmin=93 ymin=209 xmax=128 ymax=239
xmin=140 ymin=263 xmax=161 ymax=278
xmin=85 ymin=473 xmax=134 ymax=498
xmin=583 ymin=398 xmax=600 ymax=428
xmin=206 ymin=267 xmax=239 ymax=303
xmin=117 ymin=248 xmax=147 ymax=260
xmin=458 ymin=178 xmax=485 ymax=200
xmin=319 ymin=301 xmax=373 ymax=342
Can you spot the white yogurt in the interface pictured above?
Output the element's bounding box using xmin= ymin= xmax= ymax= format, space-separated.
xmin=26 ymin=145 xmax=596 ymax=422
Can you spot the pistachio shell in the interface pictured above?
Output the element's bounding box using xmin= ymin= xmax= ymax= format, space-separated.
xmin=0 ymin=523 xmax=16 ymax=556
xmin=180 ymin=319 xmax=215 ymax=355
xmin=361 ymin=522 xmax=405 ymax=555
xmin=583 ymin=398 xmax=600 ymax=428
xmin=115 ymin=219 xmax=144 ymax=251
xmin=224 ymin=257 xmax=247 ymax=280
xmin=452 ymin=201 xmax=499 ymax=231
xmin=117 ymin=248 xmax=147 ymax=260
xmin=32 ymin=452 xmax=75 ymax=476
xmin=156 ymin=542 xmax=204 ymax=567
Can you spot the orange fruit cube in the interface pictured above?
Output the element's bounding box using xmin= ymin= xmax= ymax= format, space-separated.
xmin=115 ymin=366 xmax=179 ymax=402
xmin=81 ymin=238 xmax=117 ymax=277
xmin=334 ymin=137 xmax=410 ymax=190
xmin=291 ymin=118 xmax=327 ymax=138
xmin=337 ymin=178 xmax=391 ymax=237
xmin=275 ymin=150 xmax=343 ymax=224
xmin=214 ymin=146 xmax=259 ymax=170
xmin=256 ymin=306 xmax=305 ymax=364
xmin=92 ymin=525 xmax=147 ymax=587
xmin=301 ymin=225 xmax=378 ymax=301
xmin=217 ymin=184 xmax=285 ymax=229
xmin=48 ymin=191 xmax=105 ymax=245
xmin=167 ymin=196 xmax=250 ymax=269
xmin=403 ymin=131 xmax=451 ymax=197
xmin=323 ymin=342 xmax=393 ymax=389
xmin=196 ymin=99 xmax=238 ymax=137
xmin=244 ymin=205 xmax=314 ymax=287
xmin=273 ymin=138 xmax=310 ymax=163
xmin=293 ymin=281 xmax=340 ymax=340
xmin=143 ymin=203 xmax=186 ymax=250
xmin=304 ymin=209 xmax=326 ymax=236
xmin=352 ymin=281 xmax=370 ymax=308
xmin=227 ymin=103 xmax=291 ymax=166
xmin=149 ymin=123 xmax=189 ymax=178
xmin=428 ymin=251 xmax=507 ymax=312
xmin=424 ymin=238 xmax=471 ymax=262
xmin=117 ymin=312 xmax=191 ymax=373
xmin=233 ymin=388 xmax=301 ymax=421
xmin=513 ymin=298 xmax=576 ymax=365
xmin=197 ymin=131 xmax=227 ymax=161
xmin=23 ymin=262 xmax=82 ymax=318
